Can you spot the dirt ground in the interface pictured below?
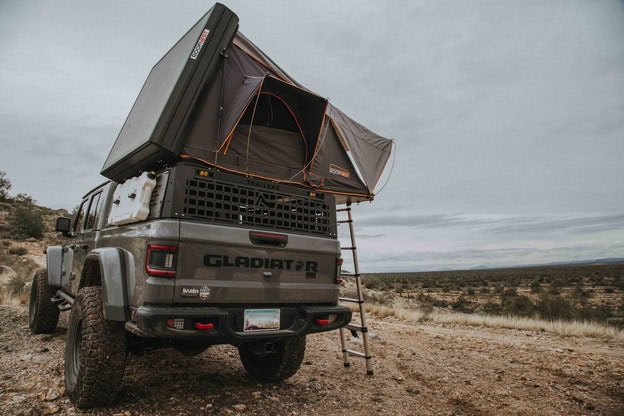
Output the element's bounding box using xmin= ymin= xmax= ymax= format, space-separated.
xmin=1 ymin=305 xmax=623 ymax=416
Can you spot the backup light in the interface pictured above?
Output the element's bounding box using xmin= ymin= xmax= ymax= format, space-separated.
xmin=166 ymin=318 xmax=185 ymax=330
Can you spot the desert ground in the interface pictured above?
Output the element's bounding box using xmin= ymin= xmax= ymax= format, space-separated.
xmin=1 ymin=300 xmax=623 ymax=416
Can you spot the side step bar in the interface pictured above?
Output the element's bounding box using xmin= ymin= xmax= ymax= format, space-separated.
xmin=52 ymin=291 xmax=73 ymax=311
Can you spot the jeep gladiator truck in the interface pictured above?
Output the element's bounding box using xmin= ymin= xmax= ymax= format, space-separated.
xmin=29 ymin=162 xmax=351 ymax=408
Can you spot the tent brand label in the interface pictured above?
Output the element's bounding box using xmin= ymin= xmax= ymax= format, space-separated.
xmin=190 ymin=29 xmax=210 ymax=60
xmin=329 ymin=164 xmax=350 ymax=178
xmin=204 ymin=255 xmax=318 ymax=273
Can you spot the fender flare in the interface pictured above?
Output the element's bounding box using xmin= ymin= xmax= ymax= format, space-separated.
xmin=85 ymin=248 xmax=134 ymax=322
xmin=46 ymin=246 xmax=64 ymax=289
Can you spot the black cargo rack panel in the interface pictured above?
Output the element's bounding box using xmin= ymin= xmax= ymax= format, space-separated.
xmin=162 ymin=164 xmax=336 ymax=237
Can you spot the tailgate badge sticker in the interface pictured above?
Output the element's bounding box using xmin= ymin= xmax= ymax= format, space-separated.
xmin=181 ymin=286 xmax=211 ymax=300
xmin=181 ymin=287 xmax=199 ymax=297
xmin=199 ymin=286 xmax=211 ymax=300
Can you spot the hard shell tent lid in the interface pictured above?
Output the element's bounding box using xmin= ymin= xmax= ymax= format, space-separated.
xmin=101 ymin=3 xmax=393 ymax=204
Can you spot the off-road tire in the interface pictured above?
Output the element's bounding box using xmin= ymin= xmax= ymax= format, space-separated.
xmin=239 ymin=336 xmax=306 ymax=382
xmin=64 ymin=286 xmax=127 ymax=409
xmin=28 ymin=270 xmax=60 ymax=334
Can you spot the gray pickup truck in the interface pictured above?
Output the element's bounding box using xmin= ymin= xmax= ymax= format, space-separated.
xmin=27 ymin=3 xmax=392 ymax=409
xmin=29 ymin=162 xmax=351 ymax=408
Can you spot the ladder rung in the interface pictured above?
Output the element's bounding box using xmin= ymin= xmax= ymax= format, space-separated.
xmin=341 ymin=272 xmax=360 ymax=278
xmin=343 ymin=349 xmax=371 ymax=359
xmin=341 ymin=246 xmax=356 ymax=251
xmin=337 ymin=207 xmax=351 ymax=213
xmin=339 ymin=297 xmax=364 ymax=304
xmin=337 ymin=219 xmax=353 ymax=224
xmin=346 ymin=324 xmax=368 ymax=333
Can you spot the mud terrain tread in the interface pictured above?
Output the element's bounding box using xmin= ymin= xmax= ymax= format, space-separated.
xmin=64 ymin=286 xmax=127 ymax=409
xmin=239 ymin=336 xmax=306 ymax=383
xmin=29 ymin=269 xmax=60 ymax=334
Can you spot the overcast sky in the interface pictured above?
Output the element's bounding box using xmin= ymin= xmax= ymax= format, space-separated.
xmin=1 ymin=1 xmax=623 ymax=272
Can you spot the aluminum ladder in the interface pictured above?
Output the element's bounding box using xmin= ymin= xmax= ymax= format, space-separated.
xmin=337 ymin=203 xmax=374 ymax=375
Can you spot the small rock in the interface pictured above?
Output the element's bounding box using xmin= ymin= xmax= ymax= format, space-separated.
xmin=269 ymin=395 xmax=280 ymax=402
xmin=42 ymin=403 xmax=60 ymax=415
xmin=233 ymin=404 xmax=247 ymax=411
xmin=44 ymin=388 xmax=59 ymax=401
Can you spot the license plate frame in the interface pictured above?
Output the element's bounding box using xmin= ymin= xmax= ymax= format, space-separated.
xmin=243 ymin=309 xmax=281 ymax=332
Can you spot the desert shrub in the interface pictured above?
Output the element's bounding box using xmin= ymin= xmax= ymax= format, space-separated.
xmin=366 ymin=291 xmax=393 ymax=306
xmin=8 ymin=205 xmax=44 ymax=239
xmin=502 ymin=294 xmax=535 ymax=318
xmin=7 ymin=275 xmax=26 ymax=296
xmin=577 ymin=304 xmax=613 ymax=323
xmin=548 ymin=281 xmax=561 ymax=295
xmin=0 ymin=171 xmax=10 ymax=201
xmin=451 ymin=296 xmax=474 ymax=313
xmin=530 ymin=280 xmax=542 ymax=293
xmin=483 ymin=301 xmax=502 ymax=315
xmin=432 ymin=298 xmax=448 ymax=308
xmin=536 ymin=294 xmax=575 ymax=321
xmin=8 ymin=246 xmax=27 ymax=256
xmin=501 ymin=287 xmax=518 ymax=298
xmin=362 ymin=278 xmax=382 ymax=291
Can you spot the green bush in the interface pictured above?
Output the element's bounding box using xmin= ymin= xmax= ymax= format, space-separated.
xmin=536 ymin=294 xmax=574 ymax=321
xmin=483 ymin=301 xmax=502 ymax=315
xmin=8 ymin=205 xmax=45 ymax=239
xmin=8 ymin=246 xmax=27 ymax=256
xmin=502 ymin=294 xmax=535 ymax=317
xmin=451 ymin=296 xmax=474 ymax=313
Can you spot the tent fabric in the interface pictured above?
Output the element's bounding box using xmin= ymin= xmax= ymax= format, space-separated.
xmin=182 ymin=31 xmax=392 ymax=203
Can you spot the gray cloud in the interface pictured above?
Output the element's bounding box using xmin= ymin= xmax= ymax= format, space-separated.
xmin=1 ymin=0 xmax=623 ymax=270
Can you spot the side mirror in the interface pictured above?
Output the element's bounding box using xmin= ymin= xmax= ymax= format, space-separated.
xmin=55 ymin=217 xmax=72 ymax=237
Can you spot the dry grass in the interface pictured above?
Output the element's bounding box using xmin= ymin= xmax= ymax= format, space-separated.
xmin=358 ymin=301 xmax=624 ymax=342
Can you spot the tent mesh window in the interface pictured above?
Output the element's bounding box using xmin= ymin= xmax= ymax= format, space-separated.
xmin=183 ymin=177 xmax=331 ymax=236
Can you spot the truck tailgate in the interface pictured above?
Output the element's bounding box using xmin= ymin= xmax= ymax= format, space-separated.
xmin=174 ymin=222 xmax=340 ymax=304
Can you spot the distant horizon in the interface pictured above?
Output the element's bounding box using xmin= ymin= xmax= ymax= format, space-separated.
xmin=360 ymin=257 xmax=624 ymax=274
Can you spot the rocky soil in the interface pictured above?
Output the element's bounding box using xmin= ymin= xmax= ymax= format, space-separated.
xmin=1 ymin=304 xmax=623 ymax=416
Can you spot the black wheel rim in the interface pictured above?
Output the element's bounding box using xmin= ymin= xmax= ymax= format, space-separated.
xmin=71 ymin=318 xmax=83 ymax=378
xmin=28 ymin=282 xmax=37 ymax=327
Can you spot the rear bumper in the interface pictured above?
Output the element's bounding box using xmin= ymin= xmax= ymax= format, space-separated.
xmin=127 ymin=304 xmax=352 ymax=344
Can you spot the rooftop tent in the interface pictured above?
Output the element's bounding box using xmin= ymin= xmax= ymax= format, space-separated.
xmin=182 ymin=32 xmax=393 ymax=203
xmin=101 ymin=3 xmax=393 ymax=203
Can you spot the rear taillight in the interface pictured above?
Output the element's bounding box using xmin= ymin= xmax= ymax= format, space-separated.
xmin=336 ymin=258 xmax=344 ymax=284
xmin=146 ymin=244 xmax=178 ymax=277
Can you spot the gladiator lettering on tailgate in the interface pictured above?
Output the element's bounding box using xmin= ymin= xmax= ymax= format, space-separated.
xmin=203 ymin=254 xmax=318 ymax=273
xmin=190 ymin=29 xmax=210 ymax=60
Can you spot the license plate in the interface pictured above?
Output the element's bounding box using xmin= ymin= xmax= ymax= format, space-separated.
xmin=243 ymin=309 xmax=281 ymax=332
